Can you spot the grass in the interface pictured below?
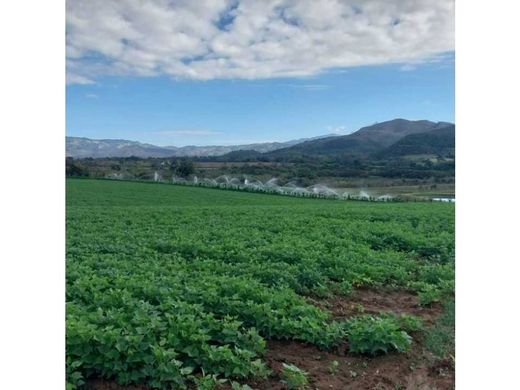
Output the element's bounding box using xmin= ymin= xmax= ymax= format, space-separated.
xmin=425 ymin=299 xmax=455 ymax=359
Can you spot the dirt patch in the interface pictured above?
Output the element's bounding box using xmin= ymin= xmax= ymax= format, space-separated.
xmin=242 ymin=338 xmax=454 ymax=390
xmin=308 ymin=287 xmax=442 ymax=325
xmin=89 ymin=341 xmax=454 ymax=390
xmin=240 ymin=289 xmax=452 ymax=389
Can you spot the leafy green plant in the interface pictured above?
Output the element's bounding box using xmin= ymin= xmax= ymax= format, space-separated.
xmin=345 ymin=315 xmax=412 ymax=355
xmin=328 ymin=360 xmax=339 ymax=375
xmin=280 ymin=363 xmax=309 ymax=389
xmin=418 ymin=285 xmax=442 ymax=306
xmin=231 ymin=381 xmax=254 ymax=390
xmin=191 ymin=371 xmax=227 ymax=390
xmin=379 ymin=313 xmax=424 ymax=332
xmin=65 ymin=371 xmax=83 ymax=390
xmin=334 ymin=280 xmax=353 ymax=296
xmin=397 ymin=314 xmax=424 ymax=332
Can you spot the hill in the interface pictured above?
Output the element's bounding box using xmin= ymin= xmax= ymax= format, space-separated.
xmin=66 ymin=134 xmax=340 ymax=158
xmin=376 ymin=125 xmax=455 ymax=159
xmin=67 ymin=119 xmax=454 ymax=160
xmin=66 ymin=137 xmax=176 ymax=158
xmin=263 ymin=119 xmax=453 ymax=160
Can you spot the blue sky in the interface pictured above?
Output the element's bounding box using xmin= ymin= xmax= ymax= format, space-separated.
xmin=66 ymin=0 xmax=454 ymax=146
xmin=67 ymin=59 xmax=454 ymax=146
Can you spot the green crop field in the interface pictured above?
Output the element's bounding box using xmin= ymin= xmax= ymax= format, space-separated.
xmin=66 ymin=178 xmax=455 ymax=389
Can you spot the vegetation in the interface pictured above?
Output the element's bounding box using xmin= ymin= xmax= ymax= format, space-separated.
xmin=426 ymin=299 xmax=455 ymax=359
xmin=345 ymin=315 xmax=413 ymax=355
xmin=328 ymin=360 xmax=339 ymax=375
xmin=66 ymin=179 xmax=454 ymax=388
xmin=280 ymin=363 xmax=309 ymax=389
xmin=171 ymin=159 xmax=195 ymax=178
xmin=66 ymin=154 xmax=454 ymax=183
xmin=375 ymin=126 xmax=455 ymax=159
xmin=65 ymin=120 xmax=455 ymax=194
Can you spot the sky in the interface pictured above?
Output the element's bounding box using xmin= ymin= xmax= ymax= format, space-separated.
xmin=66 ymin=0 xmax=455 ymax=147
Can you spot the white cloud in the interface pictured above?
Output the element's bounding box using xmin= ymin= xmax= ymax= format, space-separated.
xmin=327 ymin=125 xmax=349 ymax=134
xmin=85 ymin=93 xmax=98 ymax=98
xmin=67 ymin=0 xmax=454 ymax=84
xmin=66 ymin=73 xmax=94 ymax=85
xmin=153 ymin=130 xmax=222 ymax=136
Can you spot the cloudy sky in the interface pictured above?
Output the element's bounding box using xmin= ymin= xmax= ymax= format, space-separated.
xmin=66 ymin=0 xmax=454 ymax=146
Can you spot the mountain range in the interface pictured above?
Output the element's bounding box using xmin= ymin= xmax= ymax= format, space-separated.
xmin=66 ymin=134 xmax=340 ymax=158
xmin=261 ymin=119 xmax=454 ymax=161
xmin=66 ymin=119 xmax=454 ymax=160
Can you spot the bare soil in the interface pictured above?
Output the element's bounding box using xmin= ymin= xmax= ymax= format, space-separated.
xmin=240 ymin=338 xmax=453 ymax=390
xmin=86 ymin=288 xmax=454 ymax=390
xmin=308 ymin=287 xmax=443 ymax=325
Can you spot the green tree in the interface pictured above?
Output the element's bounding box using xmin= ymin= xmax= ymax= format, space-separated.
xmin=66 ymin=158 xmax=88 ymax=177
xmin=176 ymin=159 xmax=195 ymax=178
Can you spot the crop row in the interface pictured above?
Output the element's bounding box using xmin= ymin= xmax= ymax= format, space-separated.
xmin=66 ymin=179 xmax=454 ymax=388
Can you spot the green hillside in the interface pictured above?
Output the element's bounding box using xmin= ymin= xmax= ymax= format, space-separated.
xmin=376 ymin=125 xmax=455 ymax=159
xmin=264 ymin=119 xmax=453 ymax=160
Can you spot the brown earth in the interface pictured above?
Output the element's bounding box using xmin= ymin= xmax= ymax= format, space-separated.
xmin=86 ymin=288 xmax=454 ymax=390
xmin=238 ymin=337 xmax=453 ymax=390
xmin=308 ymin=287 xmax=443 ymax=325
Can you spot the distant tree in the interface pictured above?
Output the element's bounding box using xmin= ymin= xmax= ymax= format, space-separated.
xmin=136 ymin=171 xmax=151 ymax=179
xmin=169 ymin=159 xmax=180 ymax=173
xmin=176 ymin=159 xmax=195 ymax=178
xmin=66 ymin=158 xmax=88 ymax=177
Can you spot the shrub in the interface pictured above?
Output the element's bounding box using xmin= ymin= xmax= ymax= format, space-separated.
xmin=191 ymin=372 xmax=227 ymax=390
xmin=418 ymin=285 xmax=442 ymax=306
xmin=379 ymin=313 xmax=424 ymax=333
xmin=280 ymin=363 xmax=309 ymax=389
xmin=231 ymin=382 xmax=254 ymax=390
xmin=396 ymin=314 xmax=424 ymax=332
xmin=334 ymin=280 xmax=353 ymax=296
xmin=345 ymin=315 xmax=412 ymax=355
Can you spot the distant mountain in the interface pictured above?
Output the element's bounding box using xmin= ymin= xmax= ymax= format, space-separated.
xmin=375 ymin=125 xmax=455 ymax=159
xmin=348 ymin=119 xmax=452 ymax=148
xmin=67 ymin=119 xmax=455 ymax=160
xmin=66 ymin=134 xmax=341 ymax=158
xmin=66 ymin=137 xmax=176 ymax=158
xmin=263 ymin=119 xmax=454 ymax=160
